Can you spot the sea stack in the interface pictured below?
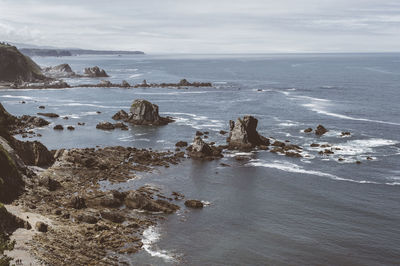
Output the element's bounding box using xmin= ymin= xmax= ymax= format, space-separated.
xmin=227 ymin=115 xmax=270 ymax=150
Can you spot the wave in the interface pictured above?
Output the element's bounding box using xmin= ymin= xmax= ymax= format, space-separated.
xmin=1 ymin=95 xmax=34 ymax=100
xmin=247 ymin=159 xmax=388 ymax=185
xmin=332 ymin=138 xmax=398 ymax=156
xmin=61 ymin=103 xmax=129 ymax=109
xmin=302 ymin=103 xmax=400 ymax=126
xmin=163 ymin=112 xmax=224 ymax=131
xmin=142 ymin=226 xmax=176 ymax=262
xmin=129 ymin=73 xmax=143 ymax=78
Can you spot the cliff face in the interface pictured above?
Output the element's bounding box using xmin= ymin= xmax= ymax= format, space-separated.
xmin=0 ymin=44 xmax=45 ymax=82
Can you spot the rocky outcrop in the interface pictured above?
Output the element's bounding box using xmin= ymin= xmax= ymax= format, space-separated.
xmin=37 ymin=112 xmax=59 ymax=118
xmin=227 ymin=116 xmax=270 ymax=150
xmin=129 ymin=99 xmax=173 ymax=125
xmin=0 ymin=44 xmax=45 ymax=82
xmin=0 ymin=143 xmax=24 ymax=203
xmin=83 ymin=66 xmax=109 ymax=77
xmin=43 ymin=63 xmax=77 ymax=78
xmin=10 ymin=139 xmax=54 ymax=167
xmin=112 ymin=110 xmax=129 ymax=121
xmin=112 ymin=99 xmax=174 ymax=126
xmin=125 ymin=191 xmax=179 ymax=214
xmin=187 ymin=136 xmax=223 ymax=160
xmin=315 ymin=125 xmax=328 ymax=136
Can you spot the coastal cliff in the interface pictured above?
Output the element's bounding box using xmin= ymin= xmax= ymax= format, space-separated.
xmin=0 ymin=43 xmax=45 ymax=82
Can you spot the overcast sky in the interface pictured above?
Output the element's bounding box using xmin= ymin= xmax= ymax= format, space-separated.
xmin=1 ymin=0 xmax=400 ymax=53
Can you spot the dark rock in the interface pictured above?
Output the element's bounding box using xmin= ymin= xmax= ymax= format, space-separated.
xmin=219 ymin=130 xmax=227 ymax=135
xmin=38 ymin=105 xmax=45 ymax=109
xmin=128 ymin=99 xmax=174 ymax=125
xmin=37 ymin=113 xmax=59 ymax=118
xmin=96 ymin=122 xmax=115 ymax=130
xmin=341 ymin=131 xmax=351 ymax=137
xmin=184 ymin=200 xmax=203 ymax=209
xmin=114 ymin=122 xmax=128 ymax=130
xmin=310 ymin=143 xmax=320 ymax=147
xmin=67 ymin=126 xmax=75 ymax=130
xmin=35 ymin=221 xmax=48 ymax=232
xmin=53 ymin=125 xmax=63 ymax=130
xmin=69 ymin=196 xmax=86 ymax=209
xmin=39 ymin=176 xmax=61 ymax=191
xmin=304 ymin=128 xmax=313 ymax=133
xmin=175 ymin=141 xmax=188 ymax=147
xmin=11 ymin=139 xmax=54 ymax=166
xmin=100 ymin=210 xmax=125 ymax=223
xmin=285 ymin=151 xmax=302 ymax=158
xmin=227 ymin=116 xmax=270 ymax=150
xmin=112 ymin=110 xmax=129 ymax=120
xmin=125 ymin=190 xmax=179 ymax=214
xmin=195 ymin=131 xmax=204 ymax=136
xmin=315 ymin=125 xmax=328 ymax=136
xmin=272 ymin=141 xmax=285 ymax=147
xmin=76 ymin=213 xmax=99 ymax=224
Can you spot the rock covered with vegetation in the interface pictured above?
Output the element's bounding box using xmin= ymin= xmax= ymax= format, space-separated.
xmin=0 ymin=43 xmax=45 ymax=82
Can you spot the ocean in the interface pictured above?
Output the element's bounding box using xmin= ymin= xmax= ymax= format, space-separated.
xmin=1 ymin=53 xmax=399 ymax=265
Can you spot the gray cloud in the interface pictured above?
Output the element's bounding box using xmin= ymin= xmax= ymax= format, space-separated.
xmin=0 ymin=0 xmax=399 ymax=53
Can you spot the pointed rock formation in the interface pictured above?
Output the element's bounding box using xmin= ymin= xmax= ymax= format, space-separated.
xmin=227 ymin=116 xmax=270 ymax=150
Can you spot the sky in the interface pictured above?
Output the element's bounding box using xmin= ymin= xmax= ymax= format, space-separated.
xmin=0 ymin=0 xmax=400 ymax=53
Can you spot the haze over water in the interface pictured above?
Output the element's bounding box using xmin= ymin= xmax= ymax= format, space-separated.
xmin=1 ymin=53 xmax=399 ymax=265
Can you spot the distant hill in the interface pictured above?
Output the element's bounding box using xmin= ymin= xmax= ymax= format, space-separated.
xmin=0 ymin=43 xmax=45 ymax=82
xmin=20 ymin=48 xmax=145 ymax=57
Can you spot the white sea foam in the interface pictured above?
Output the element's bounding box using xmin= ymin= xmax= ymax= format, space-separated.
xmin=142 ymin=226 xmax=176 ymax=262
xmin=247 ymin=159 xmax=382 ymax=185
xmin=129 ymin=73 xmax=143 ymax=78
xmin=1 ymin=95 xmax=34 ymax=100
xmin=302 ymin=103 xmax=400 ymax=126
xmin=333 ymin=138 xmax=398 ymax=156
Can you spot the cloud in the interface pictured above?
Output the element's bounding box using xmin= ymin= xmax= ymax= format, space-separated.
xmin=0 ymin=0 xmax=399 ymax=52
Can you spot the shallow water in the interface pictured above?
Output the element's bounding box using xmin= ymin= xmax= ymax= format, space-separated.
xmin=1 ymin=53 xmax=400 ymax=265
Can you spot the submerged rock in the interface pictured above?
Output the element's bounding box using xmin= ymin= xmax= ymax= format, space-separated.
xmin=184 ymin=200 xmax=203 ymax=209
xmin=96 ymin=122 xmax=115 ymax=130
xmin=227 ymin=116 xmax=270 ymax=150
xmin=315 ymin=125 xmax=328 ymax=136
xmin=38 ymin=112 xmax=59 ymax=118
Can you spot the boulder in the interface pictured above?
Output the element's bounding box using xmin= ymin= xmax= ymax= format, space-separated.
xmin=184 ymin=200 xmax=203 ymax=209
xmin=37 ymin=112 xmax=59 ymax=118
xmin=39 ymin=176 xmax=61 ymax=191
xmin=83 ymin=66 xmax=109 ymax=77
xmin=114 ymin=122 xmax=128 ymax=130
xmin=53 ymin=125 xmax=64 ymax=130
xmin=35 ymin=221 xmax=48 ymax=232
xmin=175 ymin=141 xmax=188 ymax=147
xmin=112 ymin=110 xmax=129 ymax=121
xmin=96 ymin=122 xmax=115 ymax=130
xmin=315 ymin=125 xmax=328 ymax=136
xmin=304 ymin=128 xmax=313 ymax=133
xmin=187 ymin=136 xmax=222 ymax=160
xmin=128 ymin=99 xmax=173 ymax=125
xmin=227 ymin=116 xmax=270 ymax=150
xmin=69 ymin=196 xmax=86 ymax=209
